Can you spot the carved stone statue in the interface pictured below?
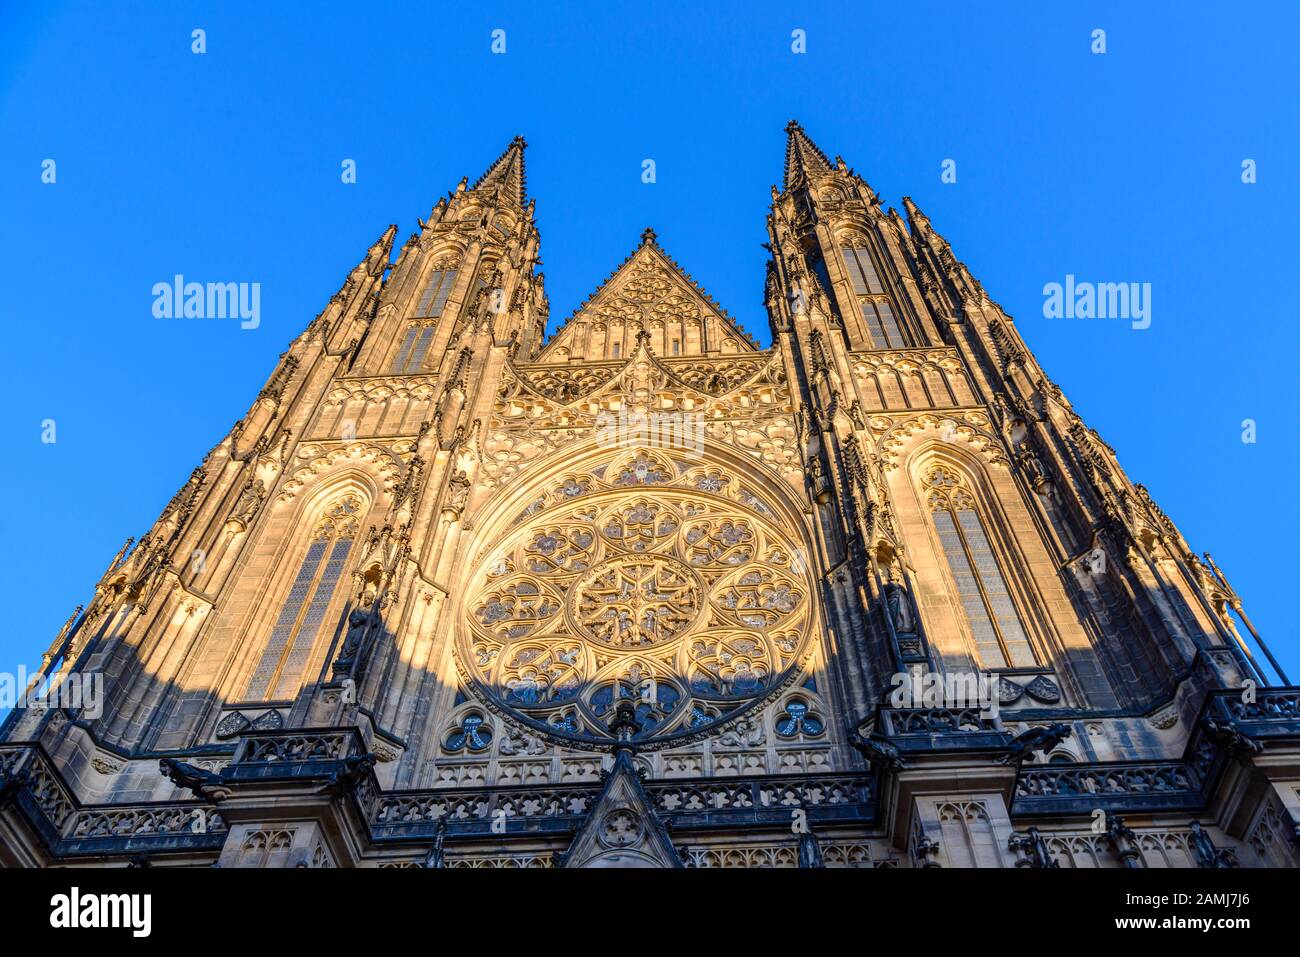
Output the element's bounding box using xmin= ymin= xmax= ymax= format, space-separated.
xmin=806 ymin=454 xmax=831 ymax=504
xmin=1009 ymin=826 xmax=1059 ymax=868
xmin=1200 ymin=716 xmax=1264 ymax=755
xmin=234 ymin=478 xmax=266 ymax=525
xmin=499 ymin=726 xmax=547 ymax=756
xmin=1188 ymin=821 xmax=1233 ymax=868
xmin=718 ymin=717 xmax=765 ymax=749
xmin=320 ymin=752 xmax=377 ymax=797
xmin=443 ymin=470 xmax=471 ymax=520
xmin=883 ymin=567 xmax=917 ymax=636
xmin=332 ymin=607 xmax=373 ymax=679
xmin=1014 ymin=445 xmax=1049 ymax=492
xmin=422 ymin=819 xmax=447 ymax=869
xmin=912 ymin=830 xmax=942 ymax=868
xmin=609 ymin=698 xmax=641 ymax=743
xmin=797 ymin=829 xmax=824 ymax=868
xmin=1028 ymin=828 xmax=1058 ymax=868
xmin=847 ymin=727 xmax=907 ymax=769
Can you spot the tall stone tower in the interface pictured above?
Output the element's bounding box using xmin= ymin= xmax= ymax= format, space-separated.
xmin=2 ymin=127 xmax=1296 ymax=869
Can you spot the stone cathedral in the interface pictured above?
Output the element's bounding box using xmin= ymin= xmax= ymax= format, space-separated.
xmin=3 ymin=124 xmax=1297 ymax=869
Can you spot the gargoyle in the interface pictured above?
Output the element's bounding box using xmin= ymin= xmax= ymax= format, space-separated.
xmin=317 ymin=752 xmax=377 ymax=796
xmin=846 ymin=726 xmax=907 ymax=769
xmin=159 ymin=757 xmax=227 ymax=801
xmin=998 ymin=723 xmax=1072 ymax=765
xmin=1200 ymin=716 xmax=1264 ymax=755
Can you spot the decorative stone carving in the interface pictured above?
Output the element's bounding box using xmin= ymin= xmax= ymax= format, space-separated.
xmin=883 ymin=566 xmax=917 ymax=637
xmin=1008 ymin=826 xmax=1058 ymax=868
xmin=159 ymin=758 xmax=228 ymax=802
xmin=332 ymin=608 xmax=374 ymax=680
xmin=1105 ymin=815 xmax=1142 ymax=868
xmin=1024 ymin=675 xmax=1061 ymax=704
xmin=999 ymin=723 xmax=1072 ymax=765
xmin=233 ymin=478 xmax=266 ymax=526
xmin=250 ymin=709 xmax=283 ymax=732
xmin=1188 ymin=820 xmax=1234 ymax=868
xmin=215 ymin=711 xmax=251 ymax=740
xmin=456 ymin=460 xmax=816 ymax=748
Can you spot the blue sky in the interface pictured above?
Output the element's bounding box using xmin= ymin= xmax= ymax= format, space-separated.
xmin=1 ymin=1 xmax=1297 ymax=694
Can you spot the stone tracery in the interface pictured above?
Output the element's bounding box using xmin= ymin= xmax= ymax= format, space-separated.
xmin=457 ymin=449 xmax=816 ymax=746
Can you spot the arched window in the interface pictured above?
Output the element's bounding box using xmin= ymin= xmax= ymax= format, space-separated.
xmin=924 ymin=465 xmax=1036 ymax=669
xmin=392 ymin=322 xmax=435 ymax=374
xmin=842 ymin=244 xmax=885 ymax=295
xmin=245 ymin=497 xmax=361 ymax=700
xmin=415 ymin=268 xmax=458 ymax=317
xmin=840 ymin=242 xmax=907 ymax=349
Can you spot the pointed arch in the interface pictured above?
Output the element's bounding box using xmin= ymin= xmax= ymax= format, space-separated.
xmin=909 ymin=448 xmax=1038 ymax=670
xmin=439 ymin=431 xmax=824 ymax=755
xmin=831 ymin=228 xmax=909 ymax=349
xmin=244 ymin=493 xmax=364 ymax=700
xmin=232 ymin=472 xmax=378 ymax=703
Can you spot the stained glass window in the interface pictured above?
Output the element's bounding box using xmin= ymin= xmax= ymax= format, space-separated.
xmin=926 ymin=466 xmax=1036 ymax=669
xmin=862 ymin=299 xmax=906 ymax=349
xmin=841 ymin=244 xmax=907 ymax=348
xmin=776 ymin=698 xmax=825 ymax=737
xmin=245 ymin=498 xmax=359 ymax=700
xmin=842 ymin=246 xmax=884 ymax=295
xmin=444 ymin=713 xmax=493 ymax=752
xmin=459 ymin=458 xmax=816 ymax=746
xmin=392 ymin=324 xmax=435 ymax=374
xmin=415 ymin=268 xmax=458 ymax=317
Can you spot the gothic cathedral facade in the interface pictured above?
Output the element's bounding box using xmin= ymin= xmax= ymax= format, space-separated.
xmin=3 ymin=125 xmax=1297 ymax=869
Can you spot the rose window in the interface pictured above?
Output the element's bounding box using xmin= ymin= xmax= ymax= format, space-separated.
xmin=574 ymin=556 xmax=701 ymax=648
xmin=458 ymin=453 xmax=816 ymax=747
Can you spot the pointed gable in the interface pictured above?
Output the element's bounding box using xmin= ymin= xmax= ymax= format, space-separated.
xmin=558 ymin=750 xmax=682 ymax=869
xmin=538 ymin=227 xmax=759 ymax=362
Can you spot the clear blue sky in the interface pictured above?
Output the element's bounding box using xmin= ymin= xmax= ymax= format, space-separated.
xmin=2 ymin=1 xmax=1297 ymax=700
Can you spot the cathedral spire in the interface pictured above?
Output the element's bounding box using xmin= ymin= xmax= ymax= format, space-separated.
xmin=901 ymin=195 xmax=928 ymax=229
xmin=361 ymin=223 xmax=398 ymax=276
xmin=471 ymin=134 xmax=528 ymax=207
xmin=901 ymin=196 xmax=937 ymax=243
xmin=902 ymin=194 xmax=985 ymax=302
xmin=783 ymin=119 xmax=833 ymax=190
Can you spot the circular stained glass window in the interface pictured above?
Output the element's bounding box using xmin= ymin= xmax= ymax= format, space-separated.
xmin=457 ymin=454 xmax=815 ymax=748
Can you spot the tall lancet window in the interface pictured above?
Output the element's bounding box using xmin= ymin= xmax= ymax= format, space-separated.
xmin=924 ymin=465 xmax=1036 ymax=669
xmin=841 ymin=243 xmax=906 ymax=349
xmin=415 ymin=268 xmax=458 ymax=317
xmin=392 ymin=323 xmax=435 ymax=374
xmin=245 ymin=497 xmax=360 ymax=700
